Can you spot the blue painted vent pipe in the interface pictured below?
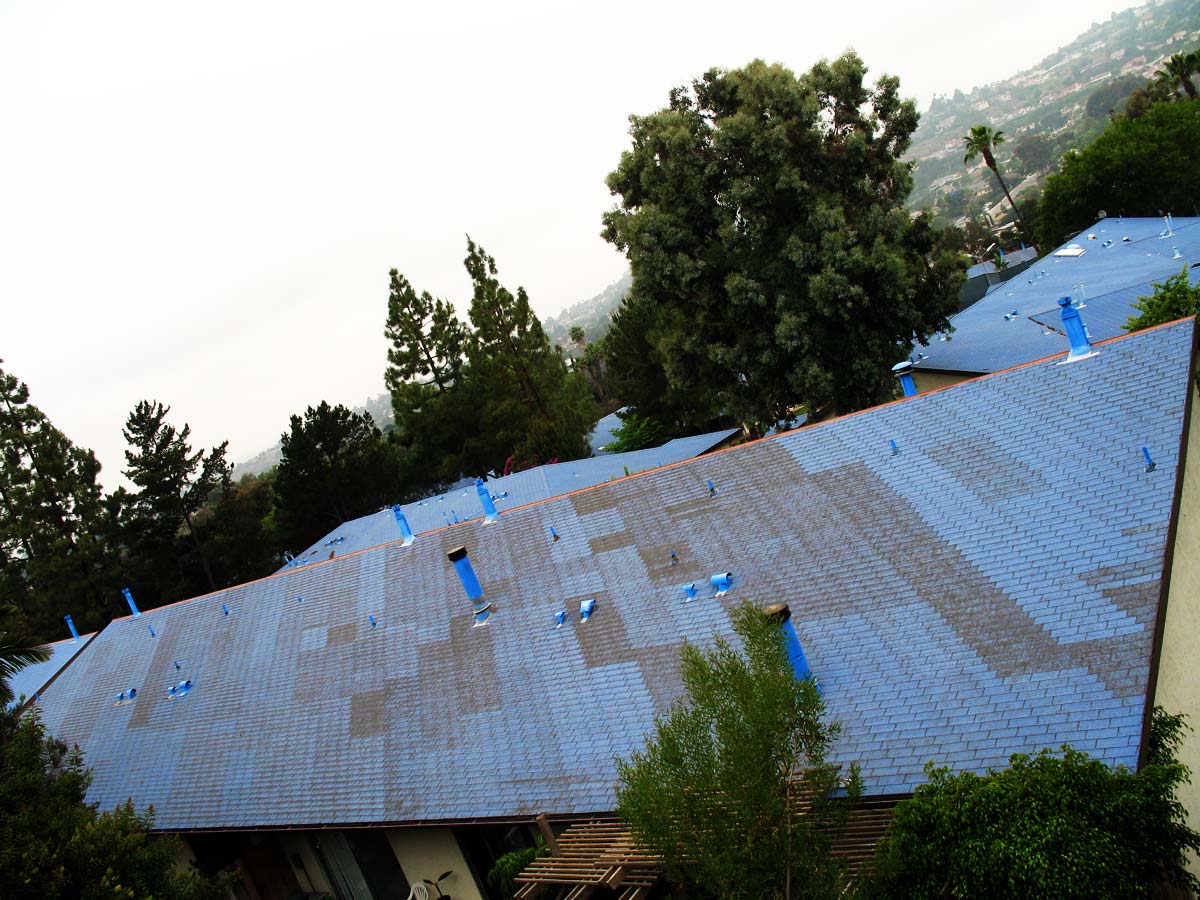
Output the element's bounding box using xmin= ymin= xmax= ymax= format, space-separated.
xmin=764 ymin=603 xmax=812 ymax=681
xmin=555 ymin=609 xmax=567 ymax=628
xmin=710 ymin=571 xmax=733 ymax=596
xmin=392 ymin=505 xmax=415 ymax=546
xmin=123 ymin=587 xmax=140 ymax=618
xmin=580 ymin=598 xmax=597 ymax=622
xmin=1058 ymin=297 xmax=1097 ymax=362
xmin=891 ymin=360 xmax=918 ymax=397
xmin=64 ymin=614 xmax=80 ymax=642
xmin=447 ymin=546 xmax=483 ymax=600
xmin=476 ymin=478 xmax=499 ymax=523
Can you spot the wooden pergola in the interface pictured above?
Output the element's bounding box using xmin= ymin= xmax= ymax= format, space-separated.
xmin=513 ymin=795 xmax=899 ymax=899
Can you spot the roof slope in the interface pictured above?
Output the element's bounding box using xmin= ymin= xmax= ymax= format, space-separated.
xmin=33 ymin=321 xmax=1195 ymax=830
xmin=7 ymin=635 xmax=94 ymax=707
xmin=283 ymin=429 xmax=738 ymax=569
xmin=918 ymin=217 xmax=1200 ymax=374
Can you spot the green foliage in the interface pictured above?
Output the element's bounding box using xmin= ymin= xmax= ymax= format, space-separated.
xmin=486 ymin=839 xmax=547 ymax=900
xmin=0 ymin=360 xmax=122 ymax=640
xmin=385 ymin=240 xmax=599 ymax=486
xmin=0 ymin=707 xmax=221 ymax=899
xmin=120 ymin=400 xmax=231 ymax=602
xmin=963 ymin=124 xmax=1029 ymax=237
xmin=602 ymin=54 xmax=963 ymax=431
xmin=0 ymin=605 xmax=49 ymax=706
xmin=273 ymin=401 xmax=406 ymax=555
xmin=616 ymin=602 xmax=862 ymax=900
xmin=1126 ymin=266 xmax=1200 ymax=331
xmin=1154 ymin=50 xmax=1200 ymax=100
xmin=422 ymin=869 xmax=453 ymax=898
xmin=1038 ymin=100 xmax=1200 ymax=248
xmin=866 ymin=709 xmax=1200 ymax=899
xmin=605 ymin=411 xmax=669 ymax=453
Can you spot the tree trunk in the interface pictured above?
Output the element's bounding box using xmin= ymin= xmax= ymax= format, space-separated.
xmin=989 ymin=163 xmax=1030 ymax=239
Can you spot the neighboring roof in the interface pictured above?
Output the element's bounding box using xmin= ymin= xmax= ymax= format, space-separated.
xmin=32 ymin=320 xmax=1195 ymax=830
xmin=964 ymin=245 xmax=1040 ymax=279
xmin=7 ymin=635 xmax=94 ymax=707
xmin=282 ymin=429 xmax=739 ymax=569
xmin=918 ymin=217 xmax=1200 ymax=374
xmin=589 ymin=408 xmax=626 ymax=455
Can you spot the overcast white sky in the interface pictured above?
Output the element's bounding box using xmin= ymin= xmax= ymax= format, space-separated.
xmin=1 ymin=0 xmax=1143 ymax=486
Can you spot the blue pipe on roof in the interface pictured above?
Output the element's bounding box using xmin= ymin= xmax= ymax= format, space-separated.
xmin=476 ymin=478 xmax=498 ymax=523
xmin=447 ymin=546 xmax=484 ymax=601
xmin=392 ymin=505 xmax=415 ymax=545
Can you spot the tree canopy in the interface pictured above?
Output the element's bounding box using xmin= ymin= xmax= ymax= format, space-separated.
xmin=385 ymin=239 xmax=598 ymax=483
xmin=1037 ymin=99 xmax=1200 ymax=248
xmin=1126 ymin=266 xmax=1200 ymax=332
xmin=866 ymin=709 xmax=1200 ymax=899
xmin=0 ymin=706 xmax=221 ymax=899
xmin=616 ymin=602 xmax=861 ymax=900
xmin=601 ymin=54 xmax=963 ymax=432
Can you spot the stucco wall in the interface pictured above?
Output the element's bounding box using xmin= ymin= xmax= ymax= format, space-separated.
xmin=1154 ymin=383 xmax=1200 ymax=875
xmin=387 ymin=828 xmax=484 ymax=900
xmin=911 ymin=370 xmax=973 ymax=394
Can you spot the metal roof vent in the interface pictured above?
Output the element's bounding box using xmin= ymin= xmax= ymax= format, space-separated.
xmin=1143 ymin=447 xmax=1157 ymax=473
xmin=147 ymin=624 xmax=156 ymax=637
xmin=710 ymin=572 xmax=733 ymax=596
xmin=707 ymin=480 xmax=716 ymax=497
xmin=64 ymin=614 xmax=79 ymax=642
xmin=447 ymin=546 xmax=492 ymax=626
xmin=555 ymin=609 xmax=566 ymax=628
xmin=682 ymin=583 xmax=698 ymax=602
xmin=892 ymin=361 xmax=917 ymax=397
xmin=123 ymin=587 xmax=140 ymax=618
xmin=1057 ymin=296 xmax=1098 ymax=363
xmin=167 ymin=679 xmax=194 ymax=699
xmin=392 ymin=505 xmax=415 ymax=546
xmin=549 ymin=526 xmax=560 ymax=542
xmin=580 ymin=598 xmax=597 ymax=622
xmin=764 ymin=603 xmax=812 ymax=681
xmin=476 ymin=478 xmax=499 ymax=524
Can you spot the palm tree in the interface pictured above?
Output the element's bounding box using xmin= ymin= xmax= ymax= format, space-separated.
xmin=963 ymin=124 xmax=1029 ymax=237
xmin=1154 ymin=52 xmax=1198 ymax=100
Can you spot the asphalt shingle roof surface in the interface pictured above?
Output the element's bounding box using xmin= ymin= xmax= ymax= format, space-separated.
xmin=7 ymin=635 xmax=93 ymax=708
xmin=32 ymin=320 xmax=1195 ymax=830
xmin=918 ymin=217 xmax=1200 ymax=374
xmin=284 ymin=429 xmax=738 ymax=570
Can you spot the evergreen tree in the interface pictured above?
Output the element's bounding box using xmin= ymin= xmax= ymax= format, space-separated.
xmin=121 ymin=401 xmax=230 ymax=603
xmin=0 ymin=361 xmax=120 ymax=640
xmin=602 ymin=55 xmax=962 ymax=430
xmin=273 ymin=402 xmax=405 ymax=555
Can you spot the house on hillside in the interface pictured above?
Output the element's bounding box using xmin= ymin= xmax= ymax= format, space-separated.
xmin=24 ymin=316 xmax=1200 ymax=898
xmin=910 ymin=216 xmax=1200 ymax=393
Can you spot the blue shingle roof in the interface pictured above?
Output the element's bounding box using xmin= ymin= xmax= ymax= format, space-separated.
xmin=918 ymin=217 xmax=1200 ymax=374
xmin=30 ymin=320 xmax=1195 ymax=829
xmin=7 ymin=635 xmax=93 ymax=708
xmin=283 ymin=429 xmax=738 ymax=570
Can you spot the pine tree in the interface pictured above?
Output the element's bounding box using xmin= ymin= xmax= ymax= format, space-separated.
xmin=0 ymin=361 xmax=119 ymax=639
xmin=121 ymin=401 xmax=229 ymax=603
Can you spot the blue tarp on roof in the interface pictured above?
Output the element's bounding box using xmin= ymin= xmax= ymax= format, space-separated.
xmin=31 ymin=321 xmax=1194 ymax=829
xmin=283 ymin=429 xmax=738 ymax=570
xmin=918 ymin=217 xmax=1200 ymax=374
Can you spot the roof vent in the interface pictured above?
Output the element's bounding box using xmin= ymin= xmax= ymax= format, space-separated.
xmin=555 ymin=609 xmax=566 ymax=628
xmin=1143 ymin=447 xmax=1157 ymax=473
xmin=476 ymin=478 xmax=499 ymax=524
xmin=1173 ymin=247 xmax=1183 ymax=260
xmin=123 ymin=587 xmax=140 ymax=618
xmin=369 ymin=615 xmax=378 ymax=628
xmin=682 ymin=583 xmax=698 ymax=601
xmin=549 ymin=526 xmax=560 ymax=542
xmin=890 ymin=439 xmax=899 ymax=456
xmin=580 ymin=598 xmax=597 ymax=622
xmin=147 ymin=624 xmax=156 ymax=637
xmin=710 ymin=572 xmax=733 ymax=596
xmin=892 ymin=361 xmax=917 ymax=397
xmin=221 ymin=604 xmax=230 ymax=616
xmin=392 ymin=505 xmax=415 ymax=546
xmin=64 ymin=614 xmax=80 ymax=643
xmin=706 ymin=480 xmax=716 ymax=497
xmin=764 ymin=603 xmax=812 ymax=681
xmin=447 ymin=546 xmax=492 ymax=626
xmin=1057 ymin=296 xmax=1098 ymax=363
xmin=670 ymin=551 xmax=678 ymax=566
xmin=167 ymin=679 xmax=194 ymax=699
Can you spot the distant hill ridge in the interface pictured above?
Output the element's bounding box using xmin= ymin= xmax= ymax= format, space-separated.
xmin=906 ymin=0 xmax=1200 ymax=212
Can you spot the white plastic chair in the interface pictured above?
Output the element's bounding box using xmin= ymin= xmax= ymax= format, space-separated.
xmin=405 ymin=884 xmax=429 ymax=900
